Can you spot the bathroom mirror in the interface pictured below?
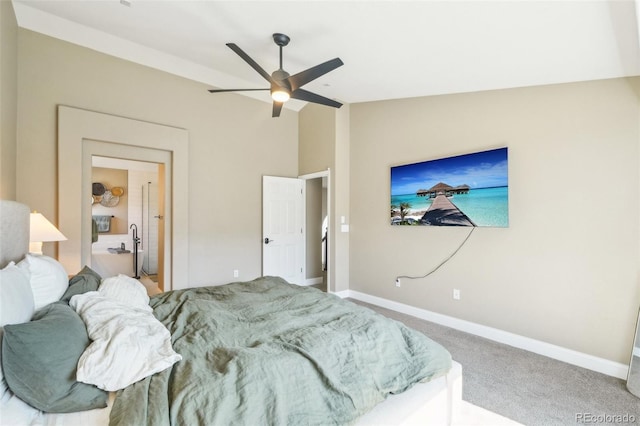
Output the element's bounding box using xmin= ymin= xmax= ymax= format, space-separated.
xmin=628 ymin=306 xmax=640 ymax=397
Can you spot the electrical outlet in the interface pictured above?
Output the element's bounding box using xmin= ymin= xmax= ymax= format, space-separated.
xmin=233 ymin=269 xmax=239 ymax=278
xmin=453 ymin=289 xmax=461 ymax=300
xmin=395 ymin=278 xmax=401 ymax=288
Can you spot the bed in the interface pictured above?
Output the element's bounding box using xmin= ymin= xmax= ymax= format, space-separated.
xmin=0 ymin=200 xmax=462 ymax=425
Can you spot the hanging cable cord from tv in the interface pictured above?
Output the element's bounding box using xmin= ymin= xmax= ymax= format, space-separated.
xmin=396 ymin=226 xmax=475 ymax=281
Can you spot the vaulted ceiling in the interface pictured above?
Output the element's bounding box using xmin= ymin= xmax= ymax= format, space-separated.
xmin=12 ymin=0 xmax=640 ymax=111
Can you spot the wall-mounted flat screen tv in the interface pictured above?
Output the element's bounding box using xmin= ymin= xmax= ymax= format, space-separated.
xmin=390 ymin=147 xmax=508 ymax=227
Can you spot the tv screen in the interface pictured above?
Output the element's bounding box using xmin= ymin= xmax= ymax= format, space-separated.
xmin=390 ymin=147 xmax=508 ymax=227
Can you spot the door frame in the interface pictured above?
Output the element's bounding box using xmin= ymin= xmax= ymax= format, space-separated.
xmin=85 ymin=144 xmax=169 ymax=289
xmin=299 ymin=169 xmax=331 ymax=293
xmin=57 ymin=106 xmax=189 ymax=291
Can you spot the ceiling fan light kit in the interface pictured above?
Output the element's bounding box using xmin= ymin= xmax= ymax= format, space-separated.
xmin=209 ymin=33 xmax=343 ymax=117
xmin=271 ymin=89 xmax=290 ymax=103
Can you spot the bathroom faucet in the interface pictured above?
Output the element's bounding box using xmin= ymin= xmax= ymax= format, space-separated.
xmin=130 ymin=224 xmax=141 ymax=279
xmin=130 ymin=224 xmax=140 ymax=245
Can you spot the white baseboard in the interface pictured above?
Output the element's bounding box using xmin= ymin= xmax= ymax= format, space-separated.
xmin=334 ymin=289 xmax=629 ymax=380
xmin=302 ymin=277 xmax=323 ymax=286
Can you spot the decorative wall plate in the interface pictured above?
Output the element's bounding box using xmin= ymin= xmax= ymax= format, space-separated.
xmin=92 ymin=182 xmax=106 ymax=196
xmin=111 ymin=187 xmax=125 ymax=197
xmin=100 ymin=190 xmax=120 ymax=207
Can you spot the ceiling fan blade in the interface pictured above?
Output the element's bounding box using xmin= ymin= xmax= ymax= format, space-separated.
xmin=226 ymin=43 xmax=274 ymax=83
xmin=208 ymin=88 xmax=269 ymax=93
xmin=272 ymin=102 xmax=283 ymax=118
xmin=287 ymin=58 xmax=344 ymax=91
xmin=291 ymin=88 xmax=342 ymax=109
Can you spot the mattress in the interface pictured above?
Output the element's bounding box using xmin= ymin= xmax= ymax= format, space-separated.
xmin=15 ymin=364 xmax=462 ymax=426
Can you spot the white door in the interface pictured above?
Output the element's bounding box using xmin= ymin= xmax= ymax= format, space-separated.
xmin=263 ymin=176 xmax=304 ymax=284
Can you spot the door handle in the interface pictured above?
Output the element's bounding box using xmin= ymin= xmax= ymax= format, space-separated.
xmin=264 ymin=237 xmax=274 ymax=244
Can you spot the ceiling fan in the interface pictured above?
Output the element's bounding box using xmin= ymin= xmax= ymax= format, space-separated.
xmin=208 ymin=33 xmax=344 ymax=118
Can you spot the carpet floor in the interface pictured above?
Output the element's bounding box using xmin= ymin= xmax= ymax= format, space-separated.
xmin=351 ymin=299 xmax=640 ymax=426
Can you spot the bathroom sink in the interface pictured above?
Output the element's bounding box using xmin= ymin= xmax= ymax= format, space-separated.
xmin=107 ymin=248 xmax=131 ymax=254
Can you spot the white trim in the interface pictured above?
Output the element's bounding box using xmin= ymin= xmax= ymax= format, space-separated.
xmin=58 ymin=106 xmax=189 ymax=291
xmin=303 ymin=277 xmax=324 ymax=286
xmin=299 ymin=170 xmax=330 ymax=180
xmin=336 ymin=289 xmax=629 ymax=380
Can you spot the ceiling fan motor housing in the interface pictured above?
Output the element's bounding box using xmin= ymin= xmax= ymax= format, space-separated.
xmin=272 ymin=33 xmax=290 ymax=47
xmin=272 ymin=69 xmax=291 ymax=87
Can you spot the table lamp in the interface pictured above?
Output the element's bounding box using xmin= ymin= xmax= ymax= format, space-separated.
xmin=29 ymin=212 xmax=67 ymax=254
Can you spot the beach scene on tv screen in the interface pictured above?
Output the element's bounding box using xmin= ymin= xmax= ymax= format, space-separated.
xmin=390 ymin=147 xmax=508 ymax=227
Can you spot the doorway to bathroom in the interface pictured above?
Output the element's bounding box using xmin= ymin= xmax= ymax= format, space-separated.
xmin=91 ymin=156 xmax=162 ymax=292
xmin=58 ymin=105 xmax=189 ymax=293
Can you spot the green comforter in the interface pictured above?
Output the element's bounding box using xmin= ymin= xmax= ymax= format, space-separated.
xmin=109 ymin=276 xmax=451 ymax=426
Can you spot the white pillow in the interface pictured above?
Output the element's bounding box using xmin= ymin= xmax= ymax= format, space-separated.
xmin=0 ymin=262 xmax=34 ymax=406
xmin=0 ymin=262 xmax=34 ymax=326
xmin=99 ymin=274 xmax=151 ymax=312
xmin=18 ymin=254 xmax=68 ymax=310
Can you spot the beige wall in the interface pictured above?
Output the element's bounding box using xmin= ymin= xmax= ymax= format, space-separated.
xmin=0 ymin=0 xmax=18 ymax=200
xmin=299 ymin=103 xmax=335 ymax=175
xmin=333 ymin=105 xmax=350 ymax=292
xmin=349 ymin=78 xmax=640 ymax=364
xmin=299 ymin=103 xmax=351 ymax=292
xmin=16 ymin=29 xmax=298 ymax=285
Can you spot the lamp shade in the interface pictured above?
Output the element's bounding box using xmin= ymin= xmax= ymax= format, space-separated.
xmin=29 ymin=212 xmax=67 ymax=254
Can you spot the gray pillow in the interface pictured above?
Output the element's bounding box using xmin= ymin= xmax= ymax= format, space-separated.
xmin=60 ymin=266 xmax=102 ymax=303
xmin=1 ymin=301 xmax=108 ymax=412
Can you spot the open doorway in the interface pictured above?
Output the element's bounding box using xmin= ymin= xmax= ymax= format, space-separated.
xmin=82 ymin=140 xmax=173 ymax=293
xmin=302 ymin=171 xmax=330 ymax=292
xmin=57 ymin=105 xmax=189 ymax=292
xmin=90 ymin=156 xmax=161 ymax=293
xmin=262 ymin=171 xmax=331 ymax=291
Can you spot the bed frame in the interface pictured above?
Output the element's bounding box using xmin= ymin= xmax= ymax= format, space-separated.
xmin=0 ymin=200 xmax=462 ymax=425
